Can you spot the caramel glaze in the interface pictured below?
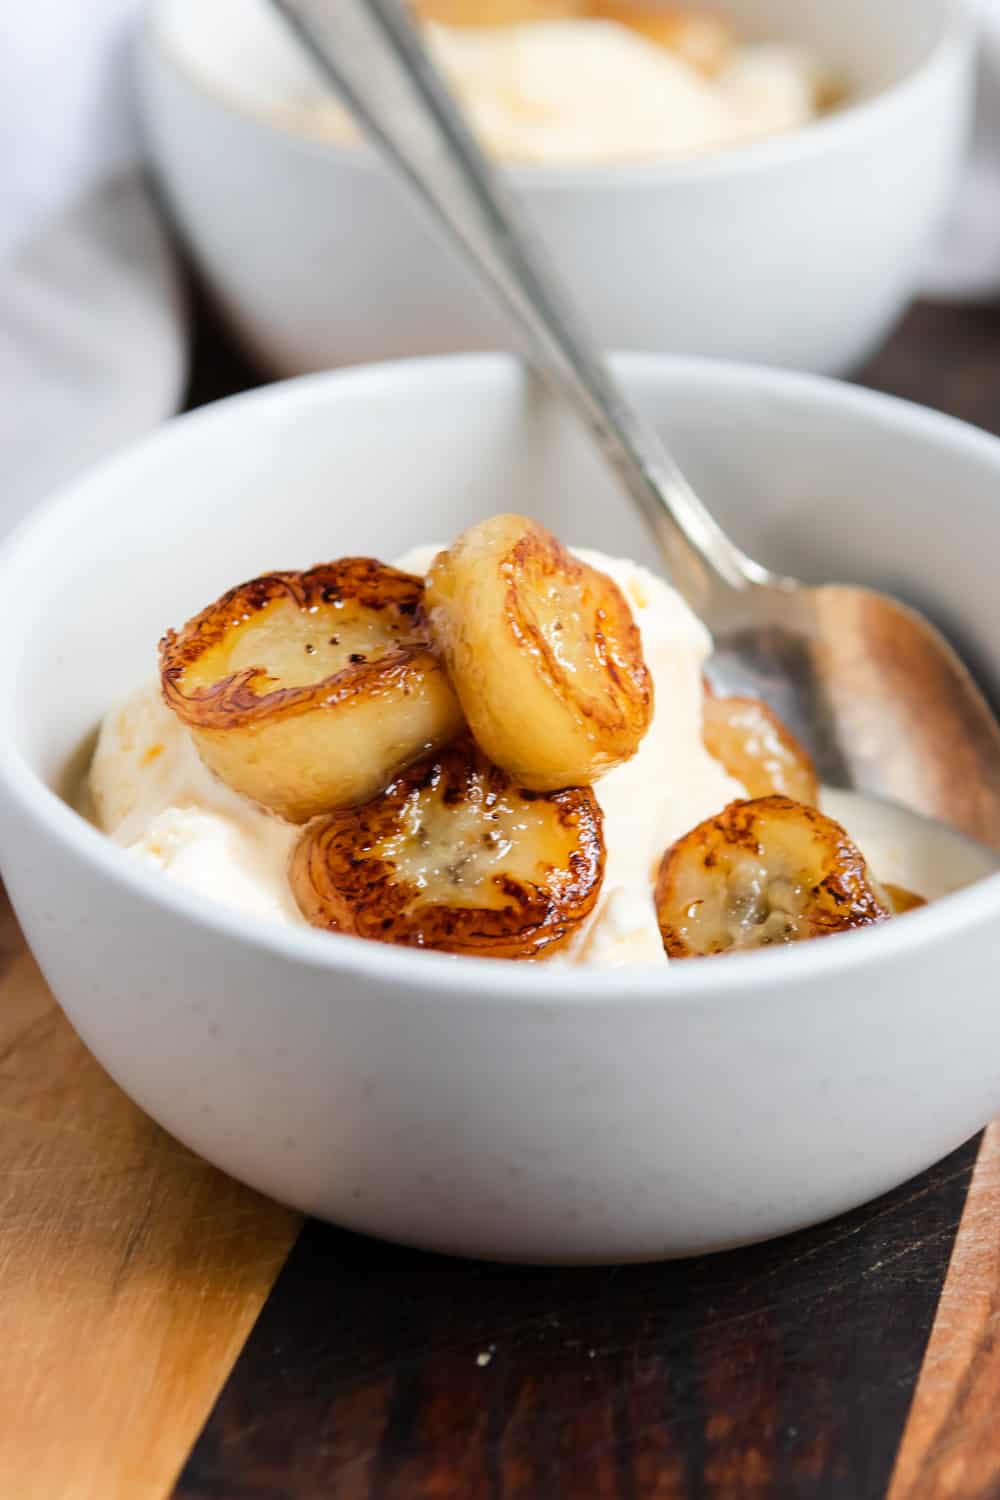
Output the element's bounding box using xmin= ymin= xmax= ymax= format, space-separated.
xmin=291 ymin=737 xmax=605 ymax=958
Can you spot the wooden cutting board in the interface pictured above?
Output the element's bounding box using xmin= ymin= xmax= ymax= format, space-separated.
xmin=0 ymin=887 xmax=300 ymax=1500
xmin=887 ymin=1126 xmax=1000 ymax=1500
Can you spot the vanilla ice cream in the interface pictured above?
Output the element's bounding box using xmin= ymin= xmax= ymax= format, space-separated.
xmin=89 ymin=548 xmax=746 ymax=966
xmin=284 ymin=21 xmax=825 ymax=165
xmin=90 ymin=684 xmax=301 ymax=927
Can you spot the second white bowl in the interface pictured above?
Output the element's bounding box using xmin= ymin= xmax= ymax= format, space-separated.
xmin=140 ymin=0 xmax=972 ymax=378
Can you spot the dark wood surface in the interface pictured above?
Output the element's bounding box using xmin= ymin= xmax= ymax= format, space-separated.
xmin=176 ymin=1140 xmax=978 ymax=1500
xmin=169 ymin=294 xmax=1000 ymax=1500
xmin=858 ymin=300 xmax=1000 ymax=432
xmin=184 ymin=292 xmax=1000 ymax=432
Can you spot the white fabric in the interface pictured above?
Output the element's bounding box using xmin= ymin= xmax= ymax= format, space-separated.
xmin=922 ymin=7 xmax=1000 ymax=299
xmin=4 ymin=0 xmax=1000 ymax=538
xmin=1 ymin=1 xmax=186 ymax=540
xmin=0 ymin=173 xmax=186 ymax=536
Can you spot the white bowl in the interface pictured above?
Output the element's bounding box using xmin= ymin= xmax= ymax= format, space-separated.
xmin=3 ymin=354 xmax=1000 ymax=1264
xmin=139 ymin=0 xmax=972 ymax=379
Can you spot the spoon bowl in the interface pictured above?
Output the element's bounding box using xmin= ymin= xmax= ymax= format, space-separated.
xmin=705 ymin=581 xmax=1000 ymax=847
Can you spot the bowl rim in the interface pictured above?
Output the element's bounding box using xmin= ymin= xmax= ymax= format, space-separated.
xmin=3 ymin=350 xmax=1000 ymax=1007
xmin=142 ymin=0 xmax=974 ymax=192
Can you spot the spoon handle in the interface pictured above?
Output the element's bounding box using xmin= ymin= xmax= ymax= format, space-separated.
xmin=268 ymin=0 xmax=765 ymax=606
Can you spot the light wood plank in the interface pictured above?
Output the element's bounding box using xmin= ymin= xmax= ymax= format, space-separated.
xmin=887 ymin=1121 xmax=1000 ymax=1500
xmin=0 ymin=890 xmax=301 ymax=1500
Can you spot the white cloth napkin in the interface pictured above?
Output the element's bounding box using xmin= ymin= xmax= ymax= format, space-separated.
xmin=4 ymin=0 xmax=1000 ymax=539
xmin=0 ymin=0 xmax=185 ymax=538
xmin=921 ymin=3 xmax=1000 ymax=298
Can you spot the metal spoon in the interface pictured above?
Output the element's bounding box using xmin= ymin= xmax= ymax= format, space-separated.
xmin=267 ymin=0 xmax=1000 ymax=845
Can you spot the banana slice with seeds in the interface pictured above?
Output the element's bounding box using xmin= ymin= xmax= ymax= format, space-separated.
xmin=655 ymin=795 xmax=891 ymax=958
xmin=425 ymin=514 xmax=653 ymax=791
xmin=702 ymin=690 xmax=819 ymax=804
xmin=291 ymin=737 xmax=605 ymax=957
xmin=160 ymin=560 xmax=464 ymax=823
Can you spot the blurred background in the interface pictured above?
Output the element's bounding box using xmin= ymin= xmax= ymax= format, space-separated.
xmin=2 ymin=0 xmax=996 ymax=537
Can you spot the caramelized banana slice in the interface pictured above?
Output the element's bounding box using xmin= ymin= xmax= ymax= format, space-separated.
xmin=160 ymin=561 xmax=464 ymax=823
xmin=413 ymin=0 xmax=584 ymax=23
xmin=587 ymin=3 xmax=734 ymax=75
xmin=426 ymin=515 xmax=653 ymax=791
xmin=702 ymin=691 xmax=819 ymax=804
xmin=655 ymin=796 xmax=891 ymax=958
xmin=291 ymin=737 xmax=604 ymax=957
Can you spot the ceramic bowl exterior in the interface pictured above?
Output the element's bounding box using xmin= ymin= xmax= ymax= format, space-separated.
xmin=2 ymin=354 xmax=1000 ymax=1261
xmin=139 ymin=0 xmax=971 ymax=378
